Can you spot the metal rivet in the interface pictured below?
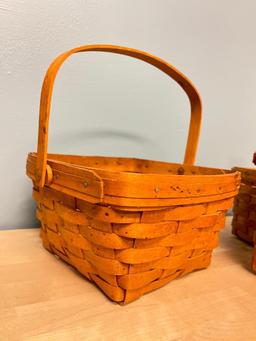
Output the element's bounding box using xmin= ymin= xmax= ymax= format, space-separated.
xmin=178 ymin=167 xmax=185 ymax=175
xmin=154 ymin=187 xmax=160 ymax=193
xmin=83 ymin=181 xmax=89 ymax=188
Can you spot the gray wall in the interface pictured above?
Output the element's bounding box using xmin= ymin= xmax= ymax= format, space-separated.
xmin=1 ymin=0 xmax=256 ymax=228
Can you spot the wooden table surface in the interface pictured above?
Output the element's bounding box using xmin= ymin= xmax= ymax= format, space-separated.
xmin=0 ymin=217 xmax=255 ymax=341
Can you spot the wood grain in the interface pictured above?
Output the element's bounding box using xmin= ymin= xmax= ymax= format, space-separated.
xmin=232 ymin=166 xmax=256 ymax=271
xmin=31 ymin=186 xmax=236 ymax=303
xmin=26 ymin=45 xmax=240 ymax=304
xmin=34 ymin=45 xmax=202 ymax=187
xmin=0 ymin=217 xmax=255 ymax=341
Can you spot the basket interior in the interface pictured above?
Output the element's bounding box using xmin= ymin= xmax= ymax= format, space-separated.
xmin=44 ymin=153 xmax=231 ymax=176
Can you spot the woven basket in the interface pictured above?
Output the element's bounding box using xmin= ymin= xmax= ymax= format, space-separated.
xmin=26 ymin=45 xmax=240 ymax=303
xmin=232 ymin=167 xmax=256 ymax=272
xmin=253 ymin=237 xmax=256 ymax=273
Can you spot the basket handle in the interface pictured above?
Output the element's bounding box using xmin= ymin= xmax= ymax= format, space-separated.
xmin=35 ymin=44 xmax=202 ymax=187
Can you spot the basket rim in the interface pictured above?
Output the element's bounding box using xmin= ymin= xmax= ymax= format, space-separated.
xmin=232 ymin=166 xmax=256 ymax=173
xmin=27 ymin=153 xmax=240 ymax=207
xmin=29 ymin=152 xmax=239 ymax=179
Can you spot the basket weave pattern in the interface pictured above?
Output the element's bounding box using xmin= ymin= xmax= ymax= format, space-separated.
xmin=34 ymin=186 xmax=232 ymax=303
xmin=232 ymin=167 xmax=256 ymax=272
xmin=232 ymin=168 xmax=256 ymax=244
xmin=253 ymin=235 xmax=256 ymax=272
xmin=27 ymin=45 xmax=240 ymax=303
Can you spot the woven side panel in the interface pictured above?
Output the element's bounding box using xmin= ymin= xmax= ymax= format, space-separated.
xmin=34 ymin=188 xmax=231 ymax=304
xmin=252 ymin=232 xmax=256 ymax=273
xmin=232 ymin=184 xmax=256 ymax=245
xmin=231 ymin=168 xmax=256 ymax=273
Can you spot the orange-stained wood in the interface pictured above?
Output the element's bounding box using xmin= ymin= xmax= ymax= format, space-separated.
xmin=27 ymin=153 xmax=239 ymax=207
xmin=35 ymin=45 xmax=202 ymax=188
xmin=26 ymin=45 xmax=240 ymax=304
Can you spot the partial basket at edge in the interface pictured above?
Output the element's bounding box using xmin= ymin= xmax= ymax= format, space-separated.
xmin=231 ymin=167 xmax=256 ymax=272
xmin=26 ymin=45 xmax=241 ymax=303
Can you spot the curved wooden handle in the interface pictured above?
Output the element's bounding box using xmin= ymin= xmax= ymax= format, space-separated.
xmin=35 ymin=44 xmax=202 ymax=187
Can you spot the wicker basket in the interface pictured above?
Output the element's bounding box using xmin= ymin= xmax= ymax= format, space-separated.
xmin=26 ymin=45 xmax=240 ymax=303
xmin=253 ymin=237 xmax=256 ymax=273
xmin=232 ymin=167 xmax=256 ymax=272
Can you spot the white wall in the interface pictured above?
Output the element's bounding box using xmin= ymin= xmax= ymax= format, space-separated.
xmin=1 ymin=0 xmax=256 ymax=228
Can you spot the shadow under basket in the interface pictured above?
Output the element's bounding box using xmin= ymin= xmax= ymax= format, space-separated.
xmin=231 ymin=167 xmax=256 ymax=272
xmin=26 ymin=44 xmax=240 ymax=303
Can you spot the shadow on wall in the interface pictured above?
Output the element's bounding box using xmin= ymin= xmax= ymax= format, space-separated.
xmin=59 ymin=129 xmax=152 ymax=143
xmin=5 ymin=197 xmax=40 ymax=230
xmin=24 ymin=198 xmax=40 ymax=228
xmin=50 ymin=128 xmax=166 ymax=159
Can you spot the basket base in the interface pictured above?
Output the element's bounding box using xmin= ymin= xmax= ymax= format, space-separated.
xmin=40 ymin=227 xmax=212 ymax=304
xmin=33 ymin=180 xmax=234 ymax=304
